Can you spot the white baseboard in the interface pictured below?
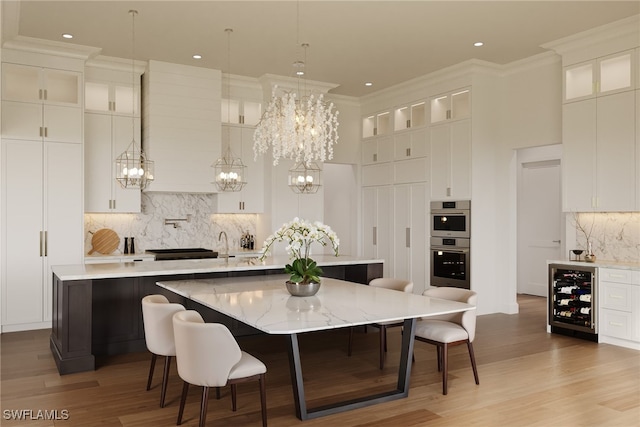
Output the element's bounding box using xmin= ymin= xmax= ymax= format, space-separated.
xmin=1 ymin=321 xmax=51 ymax=333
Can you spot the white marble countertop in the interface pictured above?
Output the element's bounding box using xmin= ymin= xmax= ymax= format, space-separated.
xmin=548 ymin=259 xmax=640 ymax=271
xmin=51 ymin=255 xmax=384 ymax=281
xmin=156 ymin=275 xmax=473 ymax=334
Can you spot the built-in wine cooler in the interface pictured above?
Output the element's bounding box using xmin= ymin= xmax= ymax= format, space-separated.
xmin=548 ymin=264 xmax=597 ymax=342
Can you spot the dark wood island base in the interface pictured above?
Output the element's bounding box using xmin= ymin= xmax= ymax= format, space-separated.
xmin=50 ymin=261 xmax=382 ymax=374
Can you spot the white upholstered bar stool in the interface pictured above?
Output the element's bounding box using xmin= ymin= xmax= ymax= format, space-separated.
xmin=141 ymin=294 xmax=185 ymax=408
xmin=348 ymin=278 xmax=413 ymax=369
xmin=414 ymin=287 xmax=479 ymax=395
xmin=172 ymin=310 xmax=267 ymax=427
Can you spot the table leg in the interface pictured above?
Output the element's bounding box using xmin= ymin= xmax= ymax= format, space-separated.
xmin=286 ymin=333 xmax=307 ymax=420
xmin=286 ymin=318 xmax=417 ymax=420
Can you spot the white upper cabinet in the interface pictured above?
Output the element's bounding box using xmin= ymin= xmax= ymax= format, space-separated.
xmin=562 ymin=91 xmax=636 ymax=211
xmin=2 ymin=63 xmax=81 ymax=107
xmin=394 ymin=101 xmax=427 ymax=131
xmin=362 ymin=136 xmax=393 ymax=165
xmin=430 ymin=119 xmax=471 ymax=200
xmin=1 ymin=63 xmax=82 ymax=144
xmin=85 ymin=80 xmax=138 ymax=116
xmin=564 ymin=49 xmax=636 ymax=103
xmin=214 ymin=125 xmax=264 ymax=213
xmin=394 ymin=128 xmax=429 ymax=160
xmin=362 ymin=110 xmax=391 ymax=138
xmin=430 ymin=88 xmax=470 ymax=124
xmin=221 ymin=98 xmax=262 ymax=126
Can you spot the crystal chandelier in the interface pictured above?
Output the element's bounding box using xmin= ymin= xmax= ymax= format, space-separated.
xmin=253 ymin=18 xmax=339 ymax=194
xmin=213 ymin=28 xmax=246 ymax=192
xmin=115 ymin=10 xmax=154 ymax=190
xmin=288 ymin=161 xmax=322 ymax=194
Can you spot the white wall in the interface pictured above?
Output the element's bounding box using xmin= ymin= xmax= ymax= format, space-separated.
xmin=323 ymin=163 xmax=358 ymax=256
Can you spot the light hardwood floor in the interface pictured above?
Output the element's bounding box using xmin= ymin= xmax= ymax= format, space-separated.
xmin=1 ymin=295 xmax=639 ymax=426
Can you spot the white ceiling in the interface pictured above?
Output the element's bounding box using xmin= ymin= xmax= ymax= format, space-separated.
xmin=3 ymin=1 xmax=639 ymax=97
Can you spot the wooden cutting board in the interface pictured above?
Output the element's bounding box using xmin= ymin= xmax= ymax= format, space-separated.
xmin=88 ymin=229 xmax=120 ymax=255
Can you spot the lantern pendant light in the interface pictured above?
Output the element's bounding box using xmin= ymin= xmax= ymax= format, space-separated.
xmin=213 ymin=28 xmax=247 ymax=192
xmin=115 ymin=9 xmax=155 ymax=190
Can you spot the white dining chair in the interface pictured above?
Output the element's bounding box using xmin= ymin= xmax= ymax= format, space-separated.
xmin=414 ymin=287 xmax=479 ymax=395
xmin=141 ymin=294 xmax=185 ymax=407
xmin=348 ymin=278 xmax=413 ymax=369
xmin=172 ymin=310 xmax=267 ymax=427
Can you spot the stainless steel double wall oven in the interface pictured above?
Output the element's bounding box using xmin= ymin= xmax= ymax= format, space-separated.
xmin=430 ymin=201 xmax=471 ymax=289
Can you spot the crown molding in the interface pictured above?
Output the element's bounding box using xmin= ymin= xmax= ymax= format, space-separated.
xmin=3 ymin=35 xmax=101 ymax=60
xmin=86 ymin=55 xmax=147 ymax=74
xmin=541 ymin=14 xmax=639 ymax=55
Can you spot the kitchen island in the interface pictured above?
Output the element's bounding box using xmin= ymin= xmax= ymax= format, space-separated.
xmin=49 ymin=256 xmax=383 ymax=374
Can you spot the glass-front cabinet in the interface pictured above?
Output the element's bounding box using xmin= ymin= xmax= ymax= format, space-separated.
xmin=221 ymin=98 xmax=262 ymax=126
xmin=430 ymin=88 xmax=470 ymax=124
xmin=2 ymin=63 xmax=81 ymax=106
xmin=362 ymin=110 xmax=391 ymax=138
xmin=394 ymin=101 xmax=426 ymax=131
xmin=564 ymin=49 xmax=636 ymax=102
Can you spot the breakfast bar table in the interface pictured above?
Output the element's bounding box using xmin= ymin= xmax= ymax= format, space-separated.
xmin=156 ymin=275 xmax=474 ymax=420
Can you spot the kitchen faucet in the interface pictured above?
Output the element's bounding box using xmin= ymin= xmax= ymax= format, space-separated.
xmin=218 ymin=231 xmax=229 ymax=259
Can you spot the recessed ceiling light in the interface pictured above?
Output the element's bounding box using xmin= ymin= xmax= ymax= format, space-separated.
xmin=474 ymin=42 xmax=484 ymax=47
xmin=192 ymin=54 xmax=202 ymax=59
xmin=62 ymin=33 xmax=73 ymax=39
xmin=365 ymin=82 xmax=373 ymax=87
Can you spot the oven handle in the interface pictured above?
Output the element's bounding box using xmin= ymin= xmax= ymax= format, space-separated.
xmin=431 ymin=246 xmax=469 ymax=254
xmin=431 ymin=210 xmax=468 ymax=216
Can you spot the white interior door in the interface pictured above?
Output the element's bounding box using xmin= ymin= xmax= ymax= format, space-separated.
xmin=517 ymin=159 xmax=562 ymax=296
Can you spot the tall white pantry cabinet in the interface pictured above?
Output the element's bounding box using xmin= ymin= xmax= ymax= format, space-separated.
xmin=1 ymin=50 xmax=85 ymax=331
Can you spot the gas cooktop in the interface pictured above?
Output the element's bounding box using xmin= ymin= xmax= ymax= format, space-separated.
xmin=145 ymin=248 xmax=218 ymax=260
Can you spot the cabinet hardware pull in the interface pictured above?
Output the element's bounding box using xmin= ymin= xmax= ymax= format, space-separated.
xmin=609 ymin=322 xmax=623 ymax=327
xmin=44 ymin=89 xmax=47 ymax=100
xmin=406 ymin=148 xmax=411 ymax=157
xmin=39 ymin=89 xmax=43 ymax=100
xmin=373 ymin=227 xmax=377 ymax=245
xmin=109 ymin=200 xmax=112 ymax=209
xmin=406 ymin=119 xmax=411 ymax=128
xmin=552 ymin=240 xmax=561 ymax=243
xmin=406 ymin=228 xmax=410 ymax=248
xmin=240 ymin=115 xmax=245 ymax=125
xmin=373 ymin=153 xmax=377 ymax=162
xmin=40 ymin=231 xmax=43 ymax=257
xmin=446 ymin=187 xmax=451 ymax=197
xmin=44 ymin=127 xmax=48 ymax=138
xmin=44 ymin=231 xmax=48 ymax=256
xmin=39 ymin=127 xmax=43 ymax=137
xmin=373 ymin=127 xmax=377 ymax=136
xmin=113 ymin=199 xmax=116 ymax=210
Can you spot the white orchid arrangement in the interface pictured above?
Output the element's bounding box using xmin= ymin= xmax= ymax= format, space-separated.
xmin=260 ymin=217 xmax=339 ymax=284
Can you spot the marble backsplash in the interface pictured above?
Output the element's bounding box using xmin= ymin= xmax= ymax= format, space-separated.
xmin=85 ymin=193 xmax=257 ymax=256
xmin=574 ymin=212 xmax=640 ymax=262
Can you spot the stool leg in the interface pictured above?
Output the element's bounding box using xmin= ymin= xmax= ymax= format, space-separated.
xmin=259 ymin=374 xmax=267 ymax=427
xmin=177 ymin=381 xmax=188 ymax=425
xmin=160 ymin=355 xmax=171 ymax=408
xmin=442 ymin=344 xmax=449 ymax=395
xmin=231 ymin=384 xmax=237 ymax=411
xmin=467 ymin=341 xmax=480 ymax=385
xmin=199 ymin=386 xmax=210 ymax=427
xmin=379 ymin=326 xmax=386 ymax=369
xmin=146 ymin=353 xmax=157 ymax=391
